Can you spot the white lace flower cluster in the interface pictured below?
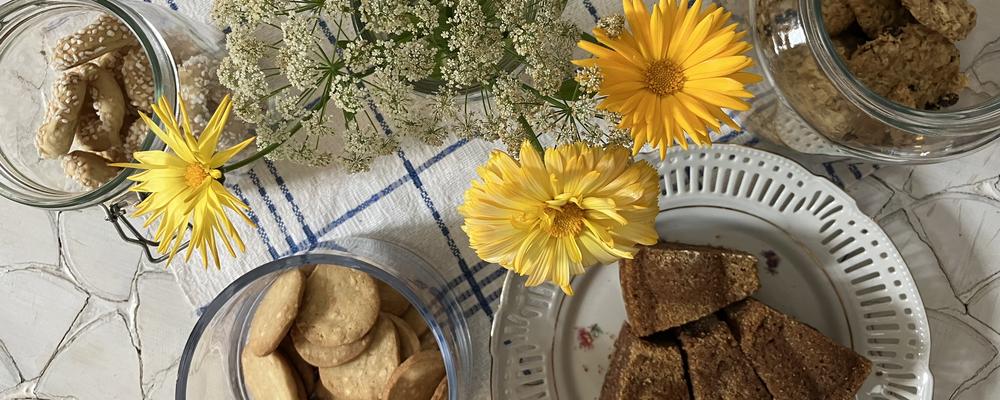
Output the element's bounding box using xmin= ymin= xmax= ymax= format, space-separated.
xmin=212 ymin=0 xmax=629 ymax=171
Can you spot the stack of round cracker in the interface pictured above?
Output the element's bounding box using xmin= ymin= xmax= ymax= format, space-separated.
xmin=241 ymin=264 xmax=449 ymax=400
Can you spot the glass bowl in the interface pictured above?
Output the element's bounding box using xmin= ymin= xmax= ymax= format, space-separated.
xmin=751 ymin=0 xmax=1000 ymax=163
xmin=175 ymin=238 xmax=473 ymax=399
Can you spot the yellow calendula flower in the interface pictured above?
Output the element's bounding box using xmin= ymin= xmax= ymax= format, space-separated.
xmin=113 ymin=95 xmax=256 ymax=267
xmin=459 ymin=142 xmax=660 ymax=294
xmin=575 ymin=0 xmax=762 ymax=157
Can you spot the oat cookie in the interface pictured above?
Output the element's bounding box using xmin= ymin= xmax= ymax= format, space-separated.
xmin=431 ymin=377 xmax=448 ymax=400
xmin=381 ymin=350 xmax=447 ymax=400
xmin=403 ymin=306 xmax=429 ymax=337
xmin=248 ymin=269 xmax=306 ymax=356
xmin=319 ymin=316 xmax=401 ymax=400
xmin=295 ymin=264 xmax=380 ymax=347
xmin=849 ymin=24 xmax=965 ymax=109
xmin=387 ymin=314 xmax=421 ymax=360
xmin=378 ymin=280 xmax=411 ymax=316
xmin=845 ymin=0 xmax=909 ymax=37
xmin=291 ymin=324 xmax=373 ymax=367
xmin=902 ymin=0 xmax=976 ymax=42
xmin=240 ymin=349 xmax=301 ymax=400
xmin=823 ymin=0 xmax=856 ymax=35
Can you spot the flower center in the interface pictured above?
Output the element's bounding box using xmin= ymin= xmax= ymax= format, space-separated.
xmin=644 ymin=60 xmax=686 ymax=96
xmin=544 ymin=203 xmax=586 ymax=238
xmin=185 ymin=164 xmax=214 ymax=187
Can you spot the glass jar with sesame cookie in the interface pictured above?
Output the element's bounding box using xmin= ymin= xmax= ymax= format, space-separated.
xmin=0 ymin=0 xmax=241 ymax=260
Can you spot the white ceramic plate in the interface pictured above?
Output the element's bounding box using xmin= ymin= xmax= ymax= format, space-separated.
xmin=490 ymin=144 xmax=932 ymax=400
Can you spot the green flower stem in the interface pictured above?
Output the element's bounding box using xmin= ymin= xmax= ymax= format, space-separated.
xmin=519 ymin=115 xmax=545 ymax=156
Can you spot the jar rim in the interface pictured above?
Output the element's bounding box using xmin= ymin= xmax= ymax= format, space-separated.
xmin=803 ymin=0 xmax=1000 ymax=137
xmin=0 ymin=0 xmax=175 ymax=210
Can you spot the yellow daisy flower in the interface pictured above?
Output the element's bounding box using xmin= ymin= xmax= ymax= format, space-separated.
xmin=113 ymin=95 xmax=256 ymax=267
xmin=575 ymin=0 xmax=762 ymax=157
xmin=458 ymin=142 xmax=660 ymax=294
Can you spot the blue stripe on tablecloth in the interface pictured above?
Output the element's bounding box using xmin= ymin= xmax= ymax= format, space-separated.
xmin=165 ymin=0 xmax=178 ymax=10
xmin=847 ymin=163 xmax=863 ymax=179
xmin=581 ymin=0 xmax=600 ymax=20
xmin=367 ymin=103 xmax=495 ymax=318
xmin=822 ymin=162 xmax=845 ymax=188
xmin=279 ymin=138 xmax=472 ymax=257
xmin=247 ymin=168 xmax=299 ymax=254
xmin=264 ymin=159 xmax=318 ymax=246
xmin=229 ymin=183 xmax=280 ymax=259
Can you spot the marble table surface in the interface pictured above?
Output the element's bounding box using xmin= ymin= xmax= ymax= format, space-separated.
xmin=2 ymin=140 xmax=1000 ymax=400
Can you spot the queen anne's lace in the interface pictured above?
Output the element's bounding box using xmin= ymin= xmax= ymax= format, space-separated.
xmin=211 ymin=0 xmax=626 ymax=170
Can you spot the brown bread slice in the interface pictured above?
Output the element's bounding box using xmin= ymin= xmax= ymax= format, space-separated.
xmin=620 ymin=242 xmax=759 ymax=336
xmin=600 ymin=324 xmax=690 ymax=400
xmin=724 ymin=299 xmax=873 ymax=400
xmin=679 ymin=316 xmax=771 ymax=400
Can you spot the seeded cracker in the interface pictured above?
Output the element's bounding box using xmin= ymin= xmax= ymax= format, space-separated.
xmin=822 ymin=0 xmax=856 ymax=35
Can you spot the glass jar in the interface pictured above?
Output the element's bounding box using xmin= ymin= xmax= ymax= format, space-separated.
xmin=176 ymin=238 xmax=474 ymax=399
xmin=751 ymin=0 xmax=1000 ymax=163
xmin=0 ymin=0 xmax=226 ymax=210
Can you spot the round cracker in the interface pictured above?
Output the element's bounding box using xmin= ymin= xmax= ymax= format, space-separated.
xmin=280 ymin=337 xmax=317 ymax=394
xmin=319 ymin=316 xmax=400 ymax=400
xmin=386 ymin=314 xmax=420 ymax=360
xmin=295 ymin=265 xmax=380 ymax=346
xmin=419 ymin=330 xmax=439 ymax=352
xmin=377 ymin=280 xmax=411 ymax=316
xmin=381 ymin=350 xmax=446 ymax=400
xmin=247 ymin=269 xmax=306 ymax=356
xmin=431 ymin=377 xmax=448 ymax=400
xmin=292 ymin=324 xmax=373 ymax=367
xmin=240 ymin=348 xmax=301 ymax=400
xmin=402 ymin=306 xmax=429 ymax=337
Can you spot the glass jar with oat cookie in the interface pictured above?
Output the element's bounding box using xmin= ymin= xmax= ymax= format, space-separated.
xmin=177 ymin=238 xmax=473 ymax=400
xmin=748 ymin=0 xmax=1000 ymax=163
xmin=0 ymin=0 xmax=243 ymax=260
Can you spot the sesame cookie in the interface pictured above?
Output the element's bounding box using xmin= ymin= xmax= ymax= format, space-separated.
xmin=378 ymin=280 xmax=411 ymax=316
xmin=295 ymin=264 xmax=380 ymax=347
xmin=403 ymin=306 xmax=429 ymax=337
xmin=381 ymin=350 xmax=447 ymax=400
xmin=387 ymin=314 xmax=421 ymax=360
xmin=902 ymin=0 xmax=976 ymax=42
xmin=319 ymin=316 xmax=401 ymax=400
xmin=291 ymin=324 xmax=373 ymax=367
xmin=240 ymin=349 xmax=302 ymax=400
xmin=431 ymin=377 xmax=448 ymax=400
xmin=247 ymin=269 xmax=306 ymax=356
